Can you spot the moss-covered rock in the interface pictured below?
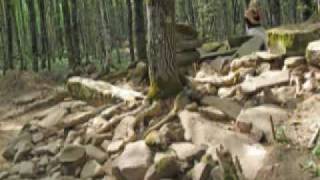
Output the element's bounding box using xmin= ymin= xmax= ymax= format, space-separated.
xmin=268 ymin=23 xmax=320 ymax=56
xmin=201 ymin=42 xmax=226 ymax=53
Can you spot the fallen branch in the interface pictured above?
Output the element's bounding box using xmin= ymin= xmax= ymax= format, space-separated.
xmin=269 ymin=116 xmax=276 ymax=141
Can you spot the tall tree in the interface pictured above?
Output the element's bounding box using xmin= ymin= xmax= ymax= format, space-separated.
xmin=269 ymin=0 xmax=281 ymax=26
xmin=4 ymin=0 xmax=14 ymax=72
xmin=71 ymin=0 xmax=81 ymax=67
xmin=134 ymin=0 xmax=147 ymax=62
xmin=26 ymin=0 xmax=39 ymax=72
xmin=62 ymin=0 xmax=75 ymax=69
xmin=147 ymin=0 xmax=183 ymax=99
xmin=301 ymin=0 xmax=314 ymax=21
xmin=127 ymin=0 xmax=135 ymax=62
xmin=12 ymin=0 xmax=25 ymax=70
xmin=39 ymin=0 xmax=50 ymax=70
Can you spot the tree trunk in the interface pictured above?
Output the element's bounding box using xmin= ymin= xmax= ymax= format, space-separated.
xmin=302 ymin=0 xmax=313 ymax=21
xmin=71 ymin=0 xmax=81 ymax=67
xmin=127 ymin=0 xmax=135 ymax=62
xmin=134 ymin=0 xmax=147 ymax=62
xmin=39 ymin=0 xmax=49 ymax=70
xmin=4 ymin=0 xmax=14 ymax=71
xmin=270 ymin=0 xmax=281 ymax=26
xmin=0 ymin=0 xmax=5 ymax=74
xmin=99 ymin=0 xmax=112 ymax=73
xmin=147 ymin=0 xmax=183 ymax=100
xmin=12 ymin=1 xmax=24 ymax=70
xmin=62 ymin=0 xmax=75 ymax=69
xmin=26 ymin=0 xmax=39 ymax=72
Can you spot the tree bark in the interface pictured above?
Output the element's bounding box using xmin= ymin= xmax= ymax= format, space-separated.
xmin=26 ymin=0 xmax=39 ymax=72
xmin=4 ymin=0 xmax=14 ymax=71
xmin=62 ymin=0 xmax=75 ymax=69
xmin=302 ymin=0 xmax=313 ymax=21
xmin=147 ymin=0 xmax=183 ymax=99
xmin=127 ymin=0 xmax=135 ymax=62
xmin=99 ymin=0 xmax=112 ymax=73
xmin=134 ymin=0 xmax=147 ymax=62
xmin=71 ymin=0 xmax=81 ymax=67
xmin=270 ymin=0 xmax=281 ymax=26
xmin=12 ymin=1 xmax=24 ymax=70
xmin=39 ymin=0 xmax=50 ymax=70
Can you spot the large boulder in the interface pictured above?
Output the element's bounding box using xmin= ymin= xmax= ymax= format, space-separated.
xmin=268 ymin=23 xmax=320 ymax=56
xmin=113 ymin=141 xmax=152 ymax=180
xmin=178 ymin=110 xmax=267 ymax=179
xmin=306 ymin=40 xmax=320 ymax=66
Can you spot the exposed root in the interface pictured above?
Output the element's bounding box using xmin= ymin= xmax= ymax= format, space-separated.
xmin=143 ymin=92 xmax=190 ymax=137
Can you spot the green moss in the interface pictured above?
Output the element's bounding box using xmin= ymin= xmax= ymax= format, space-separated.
xmin=147 ymin=75 xmax=183 ymax=100
xmin=201 ymin=42 xmax=224 ymax=52
xmin=155 ymin=156 xmax=176 ymax=173
xmin=145 ymin=131 xmax=161 ymax=147
xmin=267 ymin=23 xmax=320 ymax=56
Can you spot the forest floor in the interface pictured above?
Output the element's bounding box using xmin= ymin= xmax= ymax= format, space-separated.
xmin=2 ymin=49 xmax=320 ymax=179
xmin=0 ymin=71 xmax=62 ymax=170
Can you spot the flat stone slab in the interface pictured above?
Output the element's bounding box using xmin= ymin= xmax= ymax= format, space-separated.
xmin=240 ymin=70 xmax=290 ymax=94
xmin=201 ymin=96 xmax=242 ymax=119
xmin=237 ymin=105 xmax=290 ymax=141
xmin=268 ymin=23 xmax=320 ymax=56
xmin=178 ymin=110 xmax=267 ymax=179
xmin=67 ymin=77 xmax=144 ymax=105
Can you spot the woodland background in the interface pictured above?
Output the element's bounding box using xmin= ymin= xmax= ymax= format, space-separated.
xmin=0 ymin=0 xmax=318 ymax=76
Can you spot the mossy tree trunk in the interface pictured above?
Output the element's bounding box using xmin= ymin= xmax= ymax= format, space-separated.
xmin=146 ymin=0 xmax=183 ymax=100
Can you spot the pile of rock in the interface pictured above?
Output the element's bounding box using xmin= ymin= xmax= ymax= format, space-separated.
xmin=2 ymin=22 xmax=320 ymax=180
xmin=176 ymin=24 xmax=202 ymax=67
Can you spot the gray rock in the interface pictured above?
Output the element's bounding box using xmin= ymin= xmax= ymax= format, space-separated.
xmin=256 ymin=51 xmax=283 ymax=62
xmin=18 ymin=161 xmax=35 ymax=178
xmin=32 ymin=132 xmax=45 ymax=143
xmin=3 ymin=131 xmax=32 ymax=161
xmin=33 ymin=140 xmax=62 ymax=155
xmin=237 ymin=105 xmax=289 ymax=142
xmin=85 ymin=145 xmax=107 ymax=163
xmin=13 ymin=140 xmax=33 ymax=163
xmin=114 ymin=141 xmax=152 ymax=180
xmin=199 ymin=106 xmax=228 ymax=121
xmin=306 ymin=40 xmax=320 ymax=66
xmin=178 ymin=110 xmax=267 ymax=179
xmin=170 ymin=143 xmax=206 ymax=162
xmin=101 ymin=140 xmax=111 ymax=152
xmin=80 ymin=160 xmax=104 ymax=178
xmin=201 ymin=96 xmax=241 ymax=119
xmin=240 ymin=70 xmax=290 ymax=94
xmin=58 ymin=145 xmax=86 ymax=164
xmin=107 ymin=140 xmax=125 ymax=153
xmin=0 ymin=171 xmax=9 ymax=180
xmin=284 ymin=56 xmax=305 ymax=69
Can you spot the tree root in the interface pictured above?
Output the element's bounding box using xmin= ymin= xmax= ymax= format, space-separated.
xmin=143 ymin=91 xmax=190 ymax=137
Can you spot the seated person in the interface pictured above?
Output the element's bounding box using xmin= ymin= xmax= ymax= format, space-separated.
xmin=245 ymin=1 xmax=267 ymax=49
